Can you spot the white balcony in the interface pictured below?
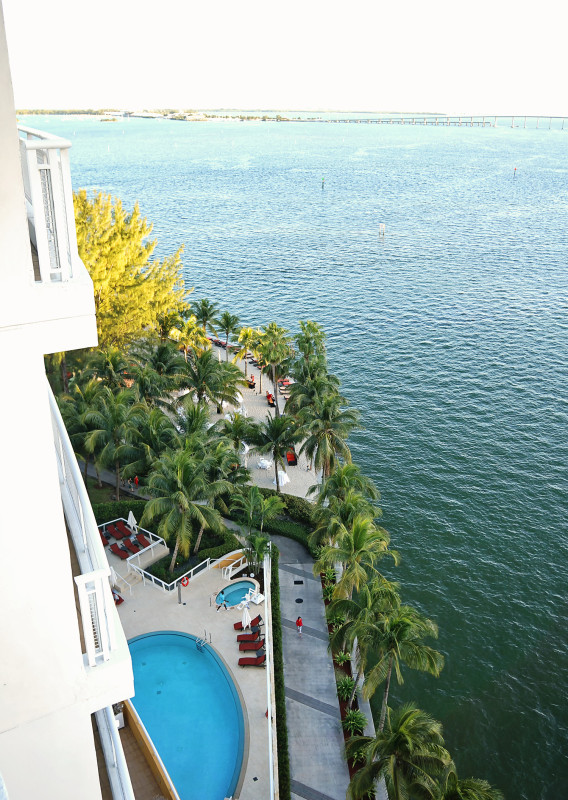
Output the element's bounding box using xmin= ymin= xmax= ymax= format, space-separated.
xmin=18 ymin=124 xmax=77 ymax=284
xmin=48 ymin=382 xmax=133 ymax=708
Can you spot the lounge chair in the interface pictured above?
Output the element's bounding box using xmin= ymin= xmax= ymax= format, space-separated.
xmin=100 ymin=532 xmax=109 ymax=547
xmin=236 ymin=630 xmax=260 ymax=642
xmin=233 ymin=614 xmax=263 ymax=631
xmin=238 ymin=652 xmax=266 ymax=667
xmin=123 ymin=538 xmax=140 ymax=554
xmin=107 ymin=523 xmax=124 ymax=539
xmin=286 ymin=449 xmax=297 ymax=466
xmin=136 ymin=533 xmax=151 ymax=549
xmin=116 ymin=520 xmax=132 ymax=537
xmin=239 ymin=638 xmax=265 ymax=652
xmin=110 ymin=543 xmax=129 ymax=560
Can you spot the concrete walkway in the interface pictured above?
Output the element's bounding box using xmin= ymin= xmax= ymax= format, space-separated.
xmin=271 ymin=535 xmax=350 ymax=800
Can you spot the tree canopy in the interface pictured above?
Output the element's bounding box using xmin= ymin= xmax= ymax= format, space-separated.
xmin=74 ymin=191 xmax=190 ymax=347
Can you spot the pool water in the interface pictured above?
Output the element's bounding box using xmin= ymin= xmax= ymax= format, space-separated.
xmin=216 ymin=579 xmax=256 ymax=607
xmin=129 ymin=632 xmax=244 ymax=800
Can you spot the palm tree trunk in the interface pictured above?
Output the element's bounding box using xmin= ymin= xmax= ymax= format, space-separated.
xmin=115 ymin=461 xmax=121 ymax=501
xmin=271 ymin=365 xmax=280 ymax=417
xmin=95 ymin=464 xmax=102 ymax=488
xmin=378 ymin=654 xmax=394 ymax=732
xmin=274 ymin=460 xmax=280 ymax=493
xmin=348 ymin=664 xmax=363 ymax=708
xmin=225 ymin=335 xmax=229 ymax=361
xmin=169 ymin=536 xmax=181 ymax=573
xmin=193 ymin=524 xmax=205 ymax=554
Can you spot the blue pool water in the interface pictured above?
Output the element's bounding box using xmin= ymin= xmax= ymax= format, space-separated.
xmin=216 ymin=580 xmax=256 ymax=607
xmin=129 ymin=632 xmax=244 ymax=800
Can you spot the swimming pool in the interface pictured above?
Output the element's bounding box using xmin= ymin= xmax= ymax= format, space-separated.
xmin=128 ymin=632 xmax=245 ymax=800
xmin=216 ymin=579 xmax=257 ymax=608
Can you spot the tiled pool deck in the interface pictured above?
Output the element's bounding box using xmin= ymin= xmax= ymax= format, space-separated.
xmin=116 ymin=562 xmax=271 ymax=800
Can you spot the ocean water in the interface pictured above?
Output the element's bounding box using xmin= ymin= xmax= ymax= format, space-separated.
xmin=24 ymin=114 xmax=568 ymax=800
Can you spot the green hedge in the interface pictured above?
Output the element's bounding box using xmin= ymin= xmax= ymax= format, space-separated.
xmin=271 ymin=545 xmax=291 ymax=800
xmin=92 ymin=499 xmax=147 ymax=525
xmin=145 ymin=527 xmax=241 ymax=584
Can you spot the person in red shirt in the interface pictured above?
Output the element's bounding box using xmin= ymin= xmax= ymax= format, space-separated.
xmin=296 ymin=616 xmax=302 ymax=637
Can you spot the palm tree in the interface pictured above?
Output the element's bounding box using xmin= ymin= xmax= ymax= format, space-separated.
xmin=345 ymin=704 xmax=451 ymax=800
xmin=84 ymin=387 xmax=144 ymax=499
xmin=365 ymin=604 xmax=445 ymax=732
xmin=172 ymin=315 xmax=210 ymax=361
xmin=259 ymin=322 xmax=293 ymax=417
xmin=84 ymin=346 xmax=129 ymax=391
xmin=213 ymin=412 xmax=255 ymax=462
xmin=329 ymin=576 xmax=401 ymax=707
xmin=233 ymin=326 xmax=260 ymax=377
xmin=178 ymin=348 xmax=224 ymax=405
xmin=309 ymin=488 xmax=380 ymax=551
xmin=124 ymin=406 xmax=178 ymax=480
xmin=245 ymin=533 xmax=270 ymax=576
xmin=59 ymin=376 xmax=103 ymax=483
xmin=252 ymin=413 xmax=299 ymax=492
xmin=141 ymin=449 xmax=224 ymax=573
xmin=436 ymin=766 xmax=504 ymax=800
xmin=130 ymin=338 xmax=185 ymax=397
xmin=216 ymin=311 xmax=241 ymax=361
xmin=231 ymin=485 xmax=285 ymax=537
xmin=213 ymin=361 xmax=249 ymax=410
xmin=295 ymin=319 xmax=327 ymax=364
xmin=299 ymin=394 xmax=359 ymax=480
xmin=312 ymin=462 xmax=381 ymax=505
xmin=155 ymin=310 xmax=184 ymax=341
xmin=314 ymin=514 xmax=398 ymax=599
xmin=286 ymin=371 xmax=341 ymax=417
xmin=129 ymin=362 xmax=170 ymax=408
xmin=191 ymin=298 xmax=219 ymax=337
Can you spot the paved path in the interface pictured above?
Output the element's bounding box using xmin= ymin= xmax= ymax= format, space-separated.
xmin=270 ymin=535 xmax=350 ymax=800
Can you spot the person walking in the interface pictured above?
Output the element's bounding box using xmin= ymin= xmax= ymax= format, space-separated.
xmin=296 ymin=616 xmax=302 ymax=637
xmin=217 ymin=590 xmax=228 ymax=612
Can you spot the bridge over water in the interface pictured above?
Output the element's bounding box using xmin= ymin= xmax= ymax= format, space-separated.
xmin=295 ymin=115 xmax=567 ymax=130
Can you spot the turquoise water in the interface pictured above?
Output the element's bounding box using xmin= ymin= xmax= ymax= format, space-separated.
xmin=27 ymin=115 xmax=568 ymax=799
xmin=129 ymin=632 xmax=244 ymax=800
xmin=216 ymin=580 xmax=255 ymax=607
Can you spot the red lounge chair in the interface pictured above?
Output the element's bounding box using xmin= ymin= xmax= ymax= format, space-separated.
xmin=108 ymin=523 xmax=124 ymax=540
xmin=112 ymin=590 xmax=124 ymax=606
xmin=238 ymin=653 xmax=266 ymax=667
xmin=286 ymin=449 xmax=297 ymax=466
xmin=233 ymin=614 xmax=263 ymax=631
xmin=136 ymin=533 xmax=151 ymax=549
xmin=110 ymin=543 xmax=129 ymax=560
xmin=100 ymin=532 xmax=109 ymax=547
xmin=116 ymin=520 xmax=132 ymax=537
xmin=237 ymin=630 xmax=260 ymax=642
xmin=239 ymin=639 xmax=265 ymax=651
xmin=123 ymin=538 xmax=140 ymax=554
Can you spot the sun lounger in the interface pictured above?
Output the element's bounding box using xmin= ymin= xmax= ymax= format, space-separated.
xmin=100 ymin=532 xmax=109 ymax=547
xmin=122 ymin=538 xmax=140 ymax=554
xmin=286 ymin=449 xmax=297 ymax=466
xmin=116 ymin=520 xmax=132 ymax=537
xmin=233 ymin=614 xmax=263 ymax=631
xmin=110 ymin=543 xmax=129 ymax=560
xmin=238 ymin=652 xmax=266 ymax=667
xmin=236 ymin=630 xmax=260 ymax=642
xmin=107 ymin=523 xmax=124 ymax=539
xmin=239 ymin=638 xmax=265 ymax=651
xmin=136 ymin=533 xmax=151 ymax=549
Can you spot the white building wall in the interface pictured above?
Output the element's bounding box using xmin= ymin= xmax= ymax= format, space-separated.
xmin=0 ymin=5 xmax=133 ymax=798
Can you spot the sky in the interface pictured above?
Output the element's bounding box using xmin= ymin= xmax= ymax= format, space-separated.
xmin=2 ymin=0 xmax=566 ymax=116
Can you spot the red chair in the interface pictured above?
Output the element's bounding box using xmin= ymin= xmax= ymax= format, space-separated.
xmin=100 ymin=532 xmax=109 ymax=547
xmin=238 ymin=653 xmax=266 ymax=667
xmin=116 ymin=520 xmax=132 ymax=537
xmin=136 ymin=533 xmax=151 ymax=549
xmin=233 ymin=614 xmax=262 ymax=631
xmin=110 ymin=543 xmax=129 ymax=560
xmin=286 ymin=449 xmax=297 ymax=466
xmin=239 ymin=639 xmax=265 ymax=652
xmin=123 ymin=538 xmax=140 ymax=554
xmin=237 ymin=631 xmax=260 ymax=642
xmin=108 ymin=524 xmax=124 ymax=540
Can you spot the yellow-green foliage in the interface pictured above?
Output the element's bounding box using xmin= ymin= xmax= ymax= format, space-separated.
xmin=74 ymin=190 xmax=189 ymax=347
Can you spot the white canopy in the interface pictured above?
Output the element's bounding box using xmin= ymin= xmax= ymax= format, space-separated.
xmin=241 ymin=604 xmax=252 ymax=630
xmin=127 ymin=511 xmax=137 ymax=533
xmin=273 ymin=470 xmax=290 ymax=486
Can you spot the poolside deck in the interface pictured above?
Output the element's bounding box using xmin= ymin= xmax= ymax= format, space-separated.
xmin=116 ymin=561 xmax=271 ymax=800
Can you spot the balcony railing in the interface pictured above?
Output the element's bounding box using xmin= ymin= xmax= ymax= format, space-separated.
xmin=18 ymin=125 xmax=78 ymax=283
xmin=48 ymin=382 xmax=120 ymax=667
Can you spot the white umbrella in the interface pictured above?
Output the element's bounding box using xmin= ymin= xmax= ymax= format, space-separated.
xmin=127 ymin=510 xmax=137 ymax=533
xmin=273 ymin=470 xmax=290 ymax=486
xmin=241 ymin=604 xmax=252 ymax=630
xmin=235 ymin=392 xmax=243 ymax=405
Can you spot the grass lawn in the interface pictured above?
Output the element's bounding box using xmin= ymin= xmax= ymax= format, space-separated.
xmin=86 ymin=477 xmax=117 ymax=505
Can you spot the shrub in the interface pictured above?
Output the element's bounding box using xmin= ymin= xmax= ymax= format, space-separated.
xmin=336 ymin=676 xmax=356 ymax=702
xmin=323 ymin=568 xmax=337 ymax=584
xmin=92 ymin=499 xmax=147 ymax=525
xmin=271 ymin=546 xmax=291 ymax=800
xmin=334 ymin=651 xmax=351 ymax=667
xmin=342 ymin=709 xmax=367 ymax=736
xmin=323 ymin=584 xmax=335 ymax=602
